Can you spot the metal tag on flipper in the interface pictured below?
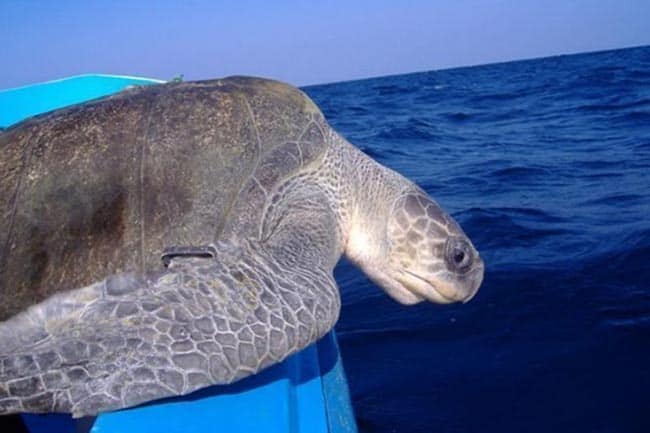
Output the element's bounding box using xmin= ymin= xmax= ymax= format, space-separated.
xmin=161 ymin=245 xmax=217 ymax=267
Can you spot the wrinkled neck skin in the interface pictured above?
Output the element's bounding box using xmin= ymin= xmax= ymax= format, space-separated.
xmin=261 ymin=131 xmax=408 ymax=275
xmin=329 ymin=135 xmax=415 ymax=289
xmin=336 ymin=144 xmax=405 ymax=255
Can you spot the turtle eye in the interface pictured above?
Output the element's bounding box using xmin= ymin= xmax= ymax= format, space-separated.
xmin=444 ymin=238 xmax=473 ymax=273
xmin=453 ymin=249 xmax=466 ymax=265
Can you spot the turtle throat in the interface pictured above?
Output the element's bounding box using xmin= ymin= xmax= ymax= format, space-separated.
xmin=340 ymin=142 xmax=419 ymax=303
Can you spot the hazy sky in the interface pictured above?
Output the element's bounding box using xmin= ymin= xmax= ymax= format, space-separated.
xmin=1 ymin=0 xmax=649 ymax=88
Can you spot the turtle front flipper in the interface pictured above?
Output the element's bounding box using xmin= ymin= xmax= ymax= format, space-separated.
xmin=0 ymin=240 xmax=340 ymax=417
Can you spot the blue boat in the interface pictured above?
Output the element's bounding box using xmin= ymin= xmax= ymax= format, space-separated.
xmin=0 ymin=74 xmax=357 ymax=433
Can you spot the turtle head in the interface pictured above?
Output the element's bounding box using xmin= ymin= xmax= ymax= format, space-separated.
xmin=346 ymin=189 xmax=484 ymax=305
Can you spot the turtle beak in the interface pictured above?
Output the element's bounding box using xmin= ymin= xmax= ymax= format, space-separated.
xmin=461 ymin=260 xmax=484 ymax=303
xmin=396 ymin=258 xmax=484 ymax=305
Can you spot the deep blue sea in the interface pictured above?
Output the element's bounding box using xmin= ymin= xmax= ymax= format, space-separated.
xmin=304 ymin=46 xmax=650 ymax=433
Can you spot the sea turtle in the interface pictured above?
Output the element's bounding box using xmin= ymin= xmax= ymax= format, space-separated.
xmin=0 ymin=77 xmax=484 ymax=417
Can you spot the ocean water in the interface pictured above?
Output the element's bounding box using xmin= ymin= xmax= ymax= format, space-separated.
xmin=304 ymin=46 xmax=650 ymax=433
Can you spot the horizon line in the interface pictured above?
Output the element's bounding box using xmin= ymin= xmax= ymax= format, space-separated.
xmin=301 ymin=43 xmax=650 ymax=88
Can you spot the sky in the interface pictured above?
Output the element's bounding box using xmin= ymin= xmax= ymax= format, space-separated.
xmin=1 ymin=0 xmax=649 ymax=88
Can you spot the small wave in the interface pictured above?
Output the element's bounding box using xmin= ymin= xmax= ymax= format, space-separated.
xmin=413 ymin=92 xmax=445 ymax=105
xmin=374 ymin=118 xmax=439 ymax=141
xmin=577 ymin=97 xmax=650 ymax=112
xmin=372 ymin=84 xmax=408 ymax=96
xmin=580 ymin=193 xmax=644 ymax=207
xmin=579 ymin=229 xmax=650 ymax=284
xmin=502 ymin=206 xmax=560 ymax=217
xmin=620 ymin=110 xmax=650 ymax=122
xmin=580 ymin=171 xmax=625 ymax=180
xmin=569 ymin=65 xmax=626 ymax=87
xmin=469 ymin=90 xmax=531 ymax=104
xmin=632 ymin=140 xmax=650 ymax=150
xmin=441 ymin=111 xmax=473 ymax=122
xmin=571 ymin=159 xmax=626 ymax=170
xmin=627 ymin=68 xmax=650 ymax=80
xmin=375 ymin=127 xmax=436 ymax=141
xmin=439 ymin=175 xmax=489 ymax=190
xmin=599 ymin=305 xmax=650 ymax=330
xmin=344 ymin=105 xmax=370 ymax=115
xmin=455 ymin=207 xmax=571 ymax=250
xmin=489 ymin=165 xmax=551 ymax=180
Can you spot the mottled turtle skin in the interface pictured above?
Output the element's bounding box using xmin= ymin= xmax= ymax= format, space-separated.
xmin=0 ymin=77 xmax=484 ymax=417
